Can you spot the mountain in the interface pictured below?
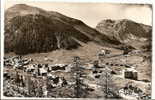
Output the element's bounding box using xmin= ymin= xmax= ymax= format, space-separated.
xmin=5 ymin=4 xmax=121 ymax=55
xmin=96 ymin=19 xmax=152 ymax=49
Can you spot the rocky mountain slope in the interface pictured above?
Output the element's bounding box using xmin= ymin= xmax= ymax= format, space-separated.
xmin=5 ymin=4 xmax=120 ymax=55
xmin=96 ymin=19 xmax=152 ymax=49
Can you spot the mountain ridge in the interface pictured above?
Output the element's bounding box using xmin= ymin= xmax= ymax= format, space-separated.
xmin=5 ymin=4 xmax=151 ymax=55
xmin=96 ymin=19 xmax=152 ymax=49
xmin=5 ymin=4 xmax=121 ymax=55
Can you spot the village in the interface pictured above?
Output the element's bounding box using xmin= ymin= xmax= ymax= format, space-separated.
xmin=3 ymin=49 xmax=151 ymax=99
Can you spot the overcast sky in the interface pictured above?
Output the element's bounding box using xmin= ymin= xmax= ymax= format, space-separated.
xmin=5 ymin=1 xmax=152 ymax=27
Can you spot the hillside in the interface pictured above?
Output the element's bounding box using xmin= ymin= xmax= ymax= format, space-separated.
xmin=96 ymin=19 xmax=152 ymax=49
xmin=5 ymin=14 xmax=91 ymax=54
xmin=5 ymin=4 xmax=120 ymax=55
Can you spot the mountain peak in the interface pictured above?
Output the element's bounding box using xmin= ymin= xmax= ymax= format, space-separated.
xmin=96 ymin=19 xmax=152 ymax=49
xmin=13 ymin=4 xmax=30 ymax=7
xmin=99 ymin=19 xmax=135 ymax=24
xmin=7 ymin=4 xmax=33 ymax=11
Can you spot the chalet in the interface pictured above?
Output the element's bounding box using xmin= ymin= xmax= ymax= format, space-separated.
xmin=123 ymin=68 xmax=138 ymax=80
xmin=48 ymin=64 xmax=68 ymax=71
xmin=39 ymin=68 xmax=47 ymax=76
xmin=26 ymin=64 xmax=35 ymax=72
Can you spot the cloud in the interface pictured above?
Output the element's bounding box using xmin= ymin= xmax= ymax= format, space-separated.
xmin=5 ymin=1 xmax=152 ymax=27
xmin=123 ymin=5 xmax=152 ymax=25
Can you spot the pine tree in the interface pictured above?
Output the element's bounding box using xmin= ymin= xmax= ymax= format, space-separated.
xmin=71 ymin=56 xmax=89 ymax=98
xmin=98 ymin=66 xmax=119 ymax=98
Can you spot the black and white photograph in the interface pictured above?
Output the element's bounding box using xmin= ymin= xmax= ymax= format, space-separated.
xmin=2 ymin=0 xmax=153 ymax=99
